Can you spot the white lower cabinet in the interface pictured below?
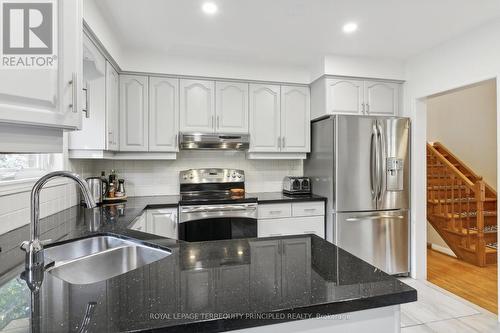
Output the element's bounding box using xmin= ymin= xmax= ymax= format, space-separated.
xmin=130 ymin=208 xmax=178 ymax=239
xmin=257 ymin=202 xmax=325 ymax=239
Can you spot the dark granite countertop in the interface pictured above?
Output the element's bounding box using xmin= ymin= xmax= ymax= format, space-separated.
xmin=248 ymin=192 xmax=327 ymax=204
xmin=0 ymin=196 xmax=415 ymax=333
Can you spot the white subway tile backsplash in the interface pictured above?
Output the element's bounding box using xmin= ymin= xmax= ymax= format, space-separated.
xmin=90 ymin=151 xmax=303 ymax=196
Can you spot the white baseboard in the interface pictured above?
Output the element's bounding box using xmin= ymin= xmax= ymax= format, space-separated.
xmin=430 ymin=243 xmax=457 ymax=258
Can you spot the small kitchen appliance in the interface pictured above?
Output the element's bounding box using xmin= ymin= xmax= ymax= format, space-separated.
xmin=282 ymin=176 xmax=311 ymax=195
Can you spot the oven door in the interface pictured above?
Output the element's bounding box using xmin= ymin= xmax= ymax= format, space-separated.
xmin=179 ymin=203 xmax=258 ymax=242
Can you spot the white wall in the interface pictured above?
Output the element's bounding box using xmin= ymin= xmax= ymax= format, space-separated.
xmin=321 ymin=54 xmax=405 ymax=81
xmin=83 ymin=0 xmax=125 ymax=67
xmin=404 ymin=17 xmax=500 ymax=280
xmin=120 ymin=51 xmax=312 ymax=84
xmin=89 ymin=151 xmax=303 ymax=196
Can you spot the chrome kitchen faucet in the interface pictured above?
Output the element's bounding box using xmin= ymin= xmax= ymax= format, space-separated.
xmin=20 ymin=171 xmax=97 ymax=291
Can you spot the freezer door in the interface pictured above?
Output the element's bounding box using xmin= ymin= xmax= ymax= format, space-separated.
xmin=335 ymin=115 xmax=378 ymax=211
xmin=377 ymin=117 xmax=410 ymax=210
xmin=335 ymin=210 xmax=409 ymax=275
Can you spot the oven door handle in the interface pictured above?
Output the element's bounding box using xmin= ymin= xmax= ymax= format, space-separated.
xmin=180 ymin=205 xmax=257 ymax=214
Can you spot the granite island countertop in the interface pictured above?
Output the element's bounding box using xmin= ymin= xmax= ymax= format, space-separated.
xmin=0 ymin=196 xmax=416 ymax=333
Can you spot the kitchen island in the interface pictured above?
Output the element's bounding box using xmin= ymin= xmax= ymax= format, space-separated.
xmin=0 ymin=197 xmax=416 ymax=332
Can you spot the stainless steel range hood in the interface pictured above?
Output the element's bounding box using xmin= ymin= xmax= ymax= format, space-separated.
xmin=180 ymin=133 xmax=250 ymax=150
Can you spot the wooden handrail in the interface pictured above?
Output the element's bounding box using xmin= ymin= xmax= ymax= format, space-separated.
xmin=427 ymin=143 xmax=475 ymax=189
xmin=434 ymin=141 xmax=497 ymax=197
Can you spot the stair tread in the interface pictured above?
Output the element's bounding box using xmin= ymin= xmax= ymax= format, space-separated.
xmin=432 ymin=211 xmax=497 ymax=219
xmin=428 ymin=198 xmax=496 ymax=204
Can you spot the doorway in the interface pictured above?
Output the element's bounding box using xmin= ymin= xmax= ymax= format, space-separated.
xmin=425 ymin=79 xmax=498 ymax=313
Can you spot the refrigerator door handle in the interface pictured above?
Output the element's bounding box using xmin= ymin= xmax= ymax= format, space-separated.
xmin=346 ymin=215 xmax=405 ymax=222
xmin=370 ymin=123 xmax=377 ymax=200
xmin=376 ymin=121 xmax=384 ymax=202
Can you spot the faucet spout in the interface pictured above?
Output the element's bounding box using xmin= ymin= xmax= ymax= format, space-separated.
xmin=21 ymin=171 xmax=97 ymax=291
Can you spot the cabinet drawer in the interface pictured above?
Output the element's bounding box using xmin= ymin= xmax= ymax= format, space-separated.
xmin=292 ymin=202 xmax=325 ymax=217
xmin=258 ymin=203 xmax=291 ymax=219
xmin=258 ymin=216 xmax=324 ymax=239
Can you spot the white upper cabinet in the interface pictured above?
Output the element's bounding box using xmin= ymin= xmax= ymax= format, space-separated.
xmin=149 ymin=77 xmax=179 ymax=152
xmin=120 ymin=75 xmax=149 ymax=151
xmin=180 ymin=79 xmax=215 ymax=133
xmin=215 ymin=81 xmax=249 ymax=134
xmin=364 ymin=81 xmax=399 ymax=115
xmin=0 ymin=0 xmax=82 ymax=130
xmin=106 ymin=62 xmax=120 ymax=151
xmin=326 ymin=78 xmax=364 ymax=115
xmin=69 ymin=35 xmax=106 ymax=150
xmin=280 ymin=86 xmax=310 ymax=153
xmin=311 ymin=76 xmax=403 ymax=119
xmin=249 ymin=84 xmax=281 ymax=152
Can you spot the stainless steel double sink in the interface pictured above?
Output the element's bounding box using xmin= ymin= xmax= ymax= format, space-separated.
xmin=44 ymin=235 xmax=171 ymax=284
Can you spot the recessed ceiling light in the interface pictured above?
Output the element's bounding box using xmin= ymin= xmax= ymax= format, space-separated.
xmin=342 ymin=22 xmax=358 ymax=34
xmin=202 ymin=2 xmax=218 ymax=15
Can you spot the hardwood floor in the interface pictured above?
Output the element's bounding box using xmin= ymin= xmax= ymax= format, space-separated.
xmin=427 ymin=248 xmax=498 ymax=314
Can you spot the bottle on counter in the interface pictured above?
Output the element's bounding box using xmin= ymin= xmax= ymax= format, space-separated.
xmin=108 ymin=181 xmax=116 ymax=198
xmin=116 ymin=179 xmax=126 ymax=197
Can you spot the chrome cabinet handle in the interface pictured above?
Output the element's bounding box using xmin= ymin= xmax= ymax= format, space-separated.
xmin=277 ymin=137 xmax=281 ymax=149
xmin=366 ymin=103 xmax=370 ymax=114
xmin=216 ymin=116 xmax=220 ymax=129
xmin=304 ymin=208 xmax=316 ymax=212
xmin=108 ymin=131 xmax=113 ymax=145
xmin=69 ymin=73 xmax=78 ymax=112
xmin=175 ymin=134 xmax=178 ymax=148
xmin=269 ymin=210 xmax=282 ymax=214
xmin=83 ymin=84 xmax=90 ymax=118
xmin=362 ymin=103 xmax=365 ymax=114
xmin=282 ymin=137 xmax=286 ymax=148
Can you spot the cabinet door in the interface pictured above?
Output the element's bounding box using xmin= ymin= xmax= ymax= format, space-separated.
xmin=179 ymin=79 xmax=215 ymax=133
xmin=130 ymin=212 xmax=147 ymax=232
xmin=280 ymin=86 xmax=310 ymax=153
xmin=0 ymin=0 xmax=82 ymax=130
xmin=106 ymin=62 xmax=120 ymax=150
xmin=120 ymin=75 xmax=149 ymax=151
xmin=326 ymin=78 xmax=364 ymax=115
xmin=364 ymin=81 xmax=399 ymax=116
xmin=180 ymin=269 xmax=215 ymax=313
xmin=149 ymin=77 xmax=179 ymax=152
xmin=282 ymin=238 xmax=311 ymax=305
xmin=146 ymin=208 xmax=178 ymax=239
xmin=215 ymin=265 xmax=250 ymax=312
xmin=68 ymin=35 xmax=106 ymax=150
xmin=215 ymin=81 xmax=249 ymax=134
xmin=249 ymin=239 xmax=282 ymax=307
xmin=249 ymin=84 xmax=281 ymax=152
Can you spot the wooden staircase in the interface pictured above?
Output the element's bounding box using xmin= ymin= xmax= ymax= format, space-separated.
xmin=427 ymin=142 xmax=497 ymax=266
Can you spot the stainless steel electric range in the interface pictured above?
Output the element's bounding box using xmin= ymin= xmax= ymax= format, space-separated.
xmin=178 ymin=168 xmax=258 ymax=242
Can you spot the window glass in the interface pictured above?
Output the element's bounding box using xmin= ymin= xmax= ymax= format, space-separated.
xmin=0 ymin=154 xmax=63 ymax=182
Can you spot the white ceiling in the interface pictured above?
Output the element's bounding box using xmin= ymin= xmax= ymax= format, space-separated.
xmin=95 ymin=0 xmax=500 ymax=67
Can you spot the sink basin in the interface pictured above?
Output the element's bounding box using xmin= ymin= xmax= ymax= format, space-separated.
xmin=44 ymin=235 xmax=171 ymax=284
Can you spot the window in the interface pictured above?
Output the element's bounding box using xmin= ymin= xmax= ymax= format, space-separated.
xmin=0 ymin=154 xmax=63 ymax=182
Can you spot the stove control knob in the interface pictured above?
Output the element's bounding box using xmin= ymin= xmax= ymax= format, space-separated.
xmin=232 ymin=173 xmax=236 ymax=179
xmin=237 ymin=174 xmax=242 ymax=179
xmin=189 ymin=174 xmax=194 ymax=180
xmin=183 ymin=175 xmax=188 ymax=180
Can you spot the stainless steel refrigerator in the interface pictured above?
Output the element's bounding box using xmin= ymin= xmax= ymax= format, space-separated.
xmin=304 ymin=115 xmax=410 ymax=275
